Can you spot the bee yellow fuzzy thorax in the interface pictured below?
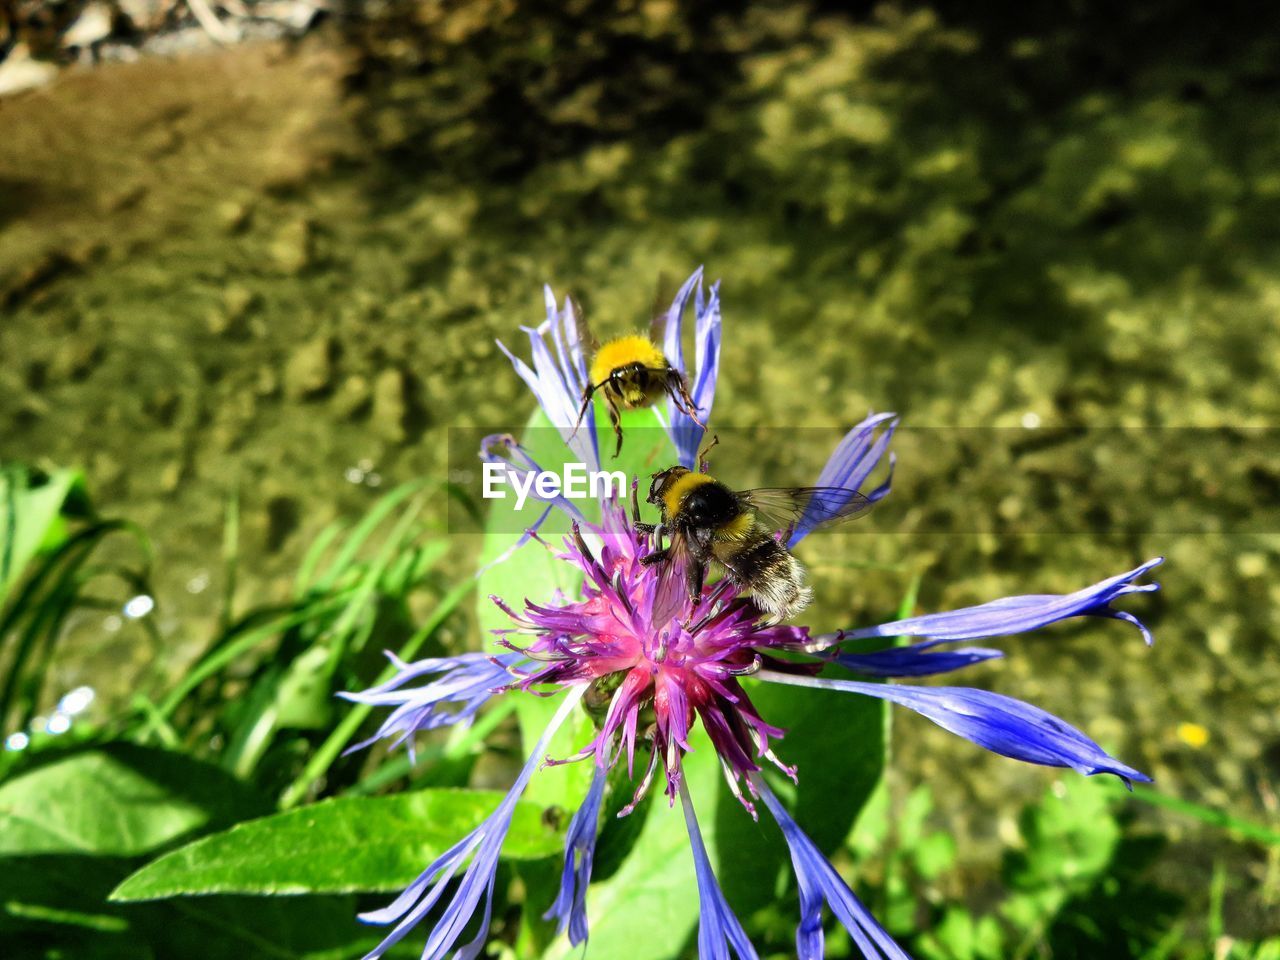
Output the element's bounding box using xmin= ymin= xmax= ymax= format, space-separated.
xmin=662 ymin=470 xmax=717 ymax=520
xmin=589 ymin=335 xmax=667 ymax=386
xmin=718 ymin=511 xmax=755 ymax=541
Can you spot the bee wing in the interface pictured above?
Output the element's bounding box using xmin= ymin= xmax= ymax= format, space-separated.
xmin=567 ymin=295 xmax=600 ymax=354
xmin=737 ymin=486 xmax=875 ymax=534
xmin=657 ymin=521 xmax=707 ymax=564
xmin=649 ymin=272 xmax=674 ymax=347
xmin=665 ymin=524 xmax=691 ymax=564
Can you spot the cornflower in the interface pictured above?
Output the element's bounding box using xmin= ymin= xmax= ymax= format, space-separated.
xmin=344 ymin=268 xmax=1161 ymax=959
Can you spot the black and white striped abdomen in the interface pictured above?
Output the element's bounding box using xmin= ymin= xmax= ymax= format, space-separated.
xmin=720 ymin=536 xmax=813 ymax=624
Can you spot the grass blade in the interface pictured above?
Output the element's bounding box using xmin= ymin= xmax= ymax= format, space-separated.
xmin=278 ymin=575 xmax=477 ymax=809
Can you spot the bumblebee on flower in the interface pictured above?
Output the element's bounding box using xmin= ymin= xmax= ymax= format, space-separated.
xmin=342 ymin=267 xmax=1162 ymax=960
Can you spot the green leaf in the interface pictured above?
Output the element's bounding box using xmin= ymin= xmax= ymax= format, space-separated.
xmin=280 ymin=576 xmax=477 ymax=809
xmin=714 ymin=674 xmax=887 ymax=914
xmin=0 ymin=852 xmax=134 ymax=938
xmin=473 ymin=402 xmax=715 ymax=952
xmin=0 ymin=466 xmax=88 ymax=601
xmin=0 ymin=744 xmax=267 ymax=858
xmin=109 ymin=789 xmax=564 ymax=901
xmin=913 ymin=831 xmax=957 ymax=880
xmin=133 ymin=895 xmax=378 ymax=960
xmin=542 ymin=726 xmax=722 ymax=960
xmin=475 ymin=405 xmax=673 ymax=813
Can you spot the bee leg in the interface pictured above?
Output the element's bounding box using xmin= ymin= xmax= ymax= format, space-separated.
xmin=570 ymin=387 xmax=595 ymax=439
xmin=630 ymin=479 xmax=648 ymax=528
xmin=666 ymin=370 xmax=704 ymax=427
xmin=683 ymin=528 xmax=716 ymax=605
xmin=639 ymin=547 xmax=670 ymax=566
xmin=634 ymin=518 xmax=660 ymax=545
xmin=697 ymin=434 xmax=719 ymax=474
xmin=686 ymin=557 xmax=706 ymax=606
xmin=606 ymin=398 xmax=624 ymax=458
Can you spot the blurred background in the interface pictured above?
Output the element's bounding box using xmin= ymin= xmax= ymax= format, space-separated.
xmin=1 ymin=1 xmax=1278 ymax=957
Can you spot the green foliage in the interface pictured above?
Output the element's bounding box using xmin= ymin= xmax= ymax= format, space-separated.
xmin=0 ymin=740 xmax=379 ymax=959
xmin=11 ymin=457 xmax=1277 ymax=959
xmin=133 ymin=477 xmax=471 ymax=806
xmin=111 ymin=789 xmax=564 ymax=900
xmin=6 ymin=1 xmax=1280 ymax=956
xmin=857 ymin=775 xmax=1280 ymax=960
xmin=0 ymin=744 xmax=267 ymax=858
xmin=476 ymin=405 xmax=717 ymax=954
xmin=0 ymin=464 xmax=154 ymax=743
xmin=0 ymin=469 xmax=482 ymax=957
xmin=0 ymin=465 xmax=89 ymax=600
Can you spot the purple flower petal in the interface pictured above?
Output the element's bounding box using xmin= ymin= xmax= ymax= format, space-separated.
xmin=834 ymin=640 xmax=1004 ymax=677
xmin=498 ymin=271 xmax=721 ymax=471
xmin=544 ymin=761 xmax=607 ymax=945
xmin=661 ymin=269 xmax=700 ymax=388
xmin=789 ymin=414 xmax=897 ymax=547
xmin=476 ymin=503 xmax=555 ymax=575
xmin=758 ymin=672 xmax=1150 ymax=785
xmin=828 ymin=559 xmax=1163 ymax=646
xmin=754 ymin=776 xmax=909 ymax=960
xmin=679 ymin=780 xmax=759 ymax=960
xmin=662 ymin=267 xmax=722 ymax=468
xmin=495 ymin=287 xmax=600 ymax=472
xmin=358 ymin=688 xmax=585 ymax=960
xmin=479 ymin=433 xmax=587 ymax=524
xmin=340 ymin=652 xmax=520 ymax=759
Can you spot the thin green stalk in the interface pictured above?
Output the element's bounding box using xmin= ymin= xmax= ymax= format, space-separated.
xmin=130 ymin=694 xmax=181 ymax=748
xmin=343 ymin=696 xmax=518 ymax=797
xmin=893 ymin=571 xmax=922 ymax=640
xmin=1112 ymin=782 xmax=1280 ymax=847
xmin=0 ymin=527 xmax=111 ymax=725
xmin=0 ymin=520 xmax=129 ymax=638
xmin=25 ymin=565 xmax=147 ymax=717
xmin=220 ymin=491 xmax=239 ymax=635
xmin=295 ymin=520 xmax=345 ymax=595
xmin=231 ymin=704 xmax=281 ymax=780
xmin=1208 ymin=860 xmax=1227 ymax=944
xmin=313 ymin=481 xmax=424 ymax=592
xmin=442 ymin=695 xmax=518 ymax=759
xmin=321 ymin=494 xmax=426 ymax=677
xmin=1 ymin=465 xmax=17 ymax=594
xmin=154 ymin=594 xmax=354 ymax=719
xmin=16 ymin=565 xmax=94 ymax=731
xmin=279 ymin=576 xmax=476 ymax=809
xmin=1141 ymin=918 xmax=1189 ymax=960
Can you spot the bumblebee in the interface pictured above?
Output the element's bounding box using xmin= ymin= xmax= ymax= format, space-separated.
xmin=569 ymin=296 xmax=701 ymax=458
xmin=639 ymin=465 xmax=874 ymax=623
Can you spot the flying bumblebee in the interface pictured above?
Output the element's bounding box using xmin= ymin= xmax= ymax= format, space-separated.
xmin=639 ymin=465 xmax=874 ymax=623
xmin=569 ymin=296 xmax=701 ymax=458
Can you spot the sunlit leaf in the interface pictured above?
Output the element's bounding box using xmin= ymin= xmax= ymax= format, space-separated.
xmin=475 ymin=405 xmax=671 ymax=811
xmin=0 ymin=467 xmax=88 ymax=601
xmin=109 ymin=789 xmax=564 ymax=900
xmin=0 ymin=744 xmax=267 ymax=858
